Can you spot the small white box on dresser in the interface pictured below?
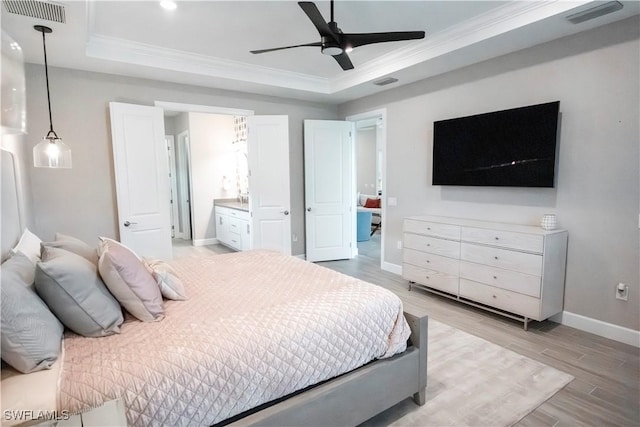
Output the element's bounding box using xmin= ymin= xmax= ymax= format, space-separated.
xmin=402 ymin=215 xmax=568 ymax=330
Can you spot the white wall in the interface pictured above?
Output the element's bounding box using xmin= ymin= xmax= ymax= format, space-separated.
xmin=23 ymin=67 xmax=338 ymax=255
xmin=356 ymin=128 xmax=377 ymax=194
xmin=187 ymin=113 xmax=237 ymax=241
xmin=339 ymin=18 xmax=640 ymax=331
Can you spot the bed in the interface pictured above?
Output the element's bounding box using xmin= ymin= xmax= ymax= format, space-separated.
xmin=1 ymin=150 xmax=427 ymax=427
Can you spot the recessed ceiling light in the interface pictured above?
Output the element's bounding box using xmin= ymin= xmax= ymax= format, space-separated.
xmin=160 ymin=1 xmax=177 ymax=11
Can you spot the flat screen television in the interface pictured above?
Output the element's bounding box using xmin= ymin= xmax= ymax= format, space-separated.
xmin=432 ymin=101 xmax=560 ymax=188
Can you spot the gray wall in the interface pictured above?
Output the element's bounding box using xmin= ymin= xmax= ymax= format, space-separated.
xmin=24 ymin=66 xmax=338 ymax=255
xmin=339 ymin=18 xmax=640 ymax=331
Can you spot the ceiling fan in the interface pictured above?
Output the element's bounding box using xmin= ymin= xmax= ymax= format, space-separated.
xmin=250 ymin=0 xmax=426 ymax=71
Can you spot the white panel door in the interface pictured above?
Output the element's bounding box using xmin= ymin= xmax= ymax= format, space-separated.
xmin=304 ymin=120 xmax=353 ymax=262
xmin=247 ymin=115 xmax=292 ymax=255
xmin=109 ymin=102 xmax=172 ymax=260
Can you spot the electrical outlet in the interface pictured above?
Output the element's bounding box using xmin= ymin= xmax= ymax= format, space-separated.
xmin=616 ymin=283 xmax=629 ymax=301
xmin=397 ymin=240 xmax=402 ymax=250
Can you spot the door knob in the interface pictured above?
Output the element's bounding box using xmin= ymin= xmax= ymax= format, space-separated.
xmin=123 ymin=221 xmax=138 ymax=227
xmin=281 ymin=210 xmax=289 ymax=216
xmin=306 ymin=207 xmax=311 ymax=212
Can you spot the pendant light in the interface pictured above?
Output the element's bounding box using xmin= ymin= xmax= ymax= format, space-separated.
xmin=32 ymin=25 xmax=71 ymax=169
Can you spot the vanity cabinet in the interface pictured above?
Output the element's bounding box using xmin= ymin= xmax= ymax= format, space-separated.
xmin=215 ymin=205 xmax=250 ymax=251
xmin=403 ymin=215 xmax=567 ymax=329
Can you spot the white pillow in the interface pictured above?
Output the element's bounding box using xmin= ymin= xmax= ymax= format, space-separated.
xmin=11 ymin=228 xmax=42 ymax=265
xmin=143 ymin=258 xmax=187 ymax=301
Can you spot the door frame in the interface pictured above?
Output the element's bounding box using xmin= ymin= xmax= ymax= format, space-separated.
xmin=175 ymin=130 xmax=192 ymax=240
xmin=346 ymin=108 xmax=388 ymax=271
xmin=165 ymin=135 xmax=179 ymax=239
xmin=155 ymin=101 xmax=255 ymax=246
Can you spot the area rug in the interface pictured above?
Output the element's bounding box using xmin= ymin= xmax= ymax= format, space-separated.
xmin=362 ymin=320 xmax=574 ymax=427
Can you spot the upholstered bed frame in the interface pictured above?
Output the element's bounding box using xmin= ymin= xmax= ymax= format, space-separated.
xmin=1 ymin=149 xmax=23 ymax=261
xmin=1 ymin=148 xmax=428 ymax=426
xmin=224 ymin=312 xmax=428 ymax=426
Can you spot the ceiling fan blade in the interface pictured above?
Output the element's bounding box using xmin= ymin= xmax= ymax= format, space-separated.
xmin=251 ymin=42 xmax=322 ymax=54
xmin=343 ymin=31 xmax=425 ymax=48
xmin=298 ymin=2 xmax=338 ymax=42
xmin=332 ymin=52 xmax=354 ymax=71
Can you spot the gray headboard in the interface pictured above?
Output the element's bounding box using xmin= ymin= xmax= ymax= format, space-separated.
xmin=1 ymin=148 xmax=22 ymax=261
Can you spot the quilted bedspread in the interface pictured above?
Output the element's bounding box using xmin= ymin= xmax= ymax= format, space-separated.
xmin=59 ymin=250 xmax=410 ymax=426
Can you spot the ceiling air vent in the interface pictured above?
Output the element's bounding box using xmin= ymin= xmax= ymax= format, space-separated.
xmin=373 ymin=77 xmax=398 ymax=87
xmin=2 ymin=0 xmax=66 ymax=24
xmin=566 ymin=1 xmax=622 ymax=24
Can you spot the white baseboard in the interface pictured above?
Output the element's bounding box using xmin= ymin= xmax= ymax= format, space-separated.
xmin=550 ymin=311 xmax=640 ymax=348
xmin=381 ymin=261 xmax=402 ymax=275
xmin=294 ymin=254 xmax=306 ymax=260
xmin=379 ymin=262 xmax=638 ymax=348
xmin=192 ymin=238 xmax=219 ymax=247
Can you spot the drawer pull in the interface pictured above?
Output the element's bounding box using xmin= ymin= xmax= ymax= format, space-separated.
xmin=426 ymin=260 xmax=430 ymax=263
xmin=492 ymin=294 xmax=497 ymax=299
xmin=493 ymin=276 xmax=498 ymax=279
xmin=495 ymin=237 xmax=500 ymax=240
xmin=427 ymin=227 xmax=431 ymax=231
xmin=427 ymin=244 xmax=431 ymax=247
xmin=425 ymin=276 xmax=430 ymax=280
xmin=494 ymin=256 xmax=499 ymax=260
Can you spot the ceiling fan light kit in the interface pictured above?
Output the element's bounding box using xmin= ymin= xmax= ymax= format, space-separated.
xmin=251 ymin=0 xmax=425 ymax=71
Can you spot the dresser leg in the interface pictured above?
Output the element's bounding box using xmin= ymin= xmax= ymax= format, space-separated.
xmin=408 ymin=281 xmax=414 ymax=291
xmin=523 ymin=317 xmax=529 ymax=331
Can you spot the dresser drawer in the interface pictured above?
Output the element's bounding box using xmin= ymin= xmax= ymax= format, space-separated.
xmin=459 ymin=261 xmax=541 ymax=297
xmin=461 ymin=227 xmax=543 ymax=253
xmin=403 ymin=233 xmax=460 ymax=258
xmin=460 ymin=243 xmax=542 ymax=276
xmin=404 ymin=220 xmax=460 ymax=240
xmin=404 ymin=249 xmax=459 ymax=276
xmin=459 ymin=279 xmax=541 ymax=320
xmin=403 ymin=264 xmax=459 ymax=295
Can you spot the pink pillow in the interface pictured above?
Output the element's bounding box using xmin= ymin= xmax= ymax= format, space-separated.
xmin=97 ymin=238 xmax=164 ymax=322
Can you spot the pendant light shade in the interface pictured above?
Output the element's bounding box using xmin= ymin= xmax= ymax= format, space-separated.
xmin=33 ymin=25 xmax=71 ymax=168
xmin=33 ymin=134 xmax=71 ymax=168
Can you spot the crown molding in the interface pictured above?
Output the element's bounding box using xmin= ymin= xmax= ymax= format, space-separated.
xmin=85 ymin=34 xmax=330 ymax=94
xmin=84 ymin=0 xmax=592 ymax=96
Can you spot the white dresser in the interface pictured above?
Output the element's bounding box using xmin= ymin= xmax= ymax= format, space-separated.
xmin=215 ymin=205 xmax=251 ymax=251
xmin=403 ymin=215 xmax=567 ymax=329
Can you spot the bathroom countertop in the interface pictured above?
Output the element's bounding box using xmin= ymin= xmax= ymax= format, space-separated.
xmin=214 ymin=199 xmax=249 ymax=212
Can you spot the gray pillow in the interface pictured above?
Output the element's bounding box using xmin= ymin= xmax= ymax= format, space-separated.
xmin=1 ymin=253 xmax=64 ymax=373
xmin=35 ymin=247 xmax=123 ymax=337
xmin=41 ymin=233 xmax=98 ymax=265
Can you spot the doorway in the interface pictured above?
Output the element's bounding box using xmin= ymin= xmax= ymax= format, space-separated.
xmin=346 ymin=109 xmax=387 ymax=268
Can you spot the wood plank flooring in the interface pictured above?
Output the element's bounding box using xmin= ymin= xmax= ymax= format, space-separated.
xmin=175 ymin=236 xmax=639 ymax=426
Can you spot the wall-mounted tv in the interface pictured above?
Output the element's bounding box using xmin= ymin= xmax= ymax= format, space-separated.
xmin=432 ymin=101 xmax=560 ymax=188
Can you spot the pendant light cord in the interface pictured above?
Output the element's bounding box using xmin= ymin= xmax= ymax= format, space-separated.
xmin=40 ymin=28 xmax=57 ymax=139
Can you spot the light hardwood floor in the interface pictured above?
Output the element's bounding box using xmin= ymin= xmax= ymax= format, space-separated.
xmin=175 ymin=236 xmax=639 ymax=426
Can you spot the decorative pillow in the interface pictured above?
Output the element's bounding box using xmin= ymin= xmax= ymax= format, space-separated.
xmin=11 ymin=228 xmax=42 ymax=265
xmin=143 ymin=258 xmax=187 ymax=301
xmin=1 ymin=254 xmax=64 ymax=373
xmin=98 ymin=238 xmax=164 ymax=322
xmin=364 ymin=198 xmax=381 ymax=208
xmin=41 ymin=233 xmax=98 ymax=265
xmin=35 ymin=247 xmax=123 ymax=337
xmin=2 ymin=251 xmax=35 ymax=289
